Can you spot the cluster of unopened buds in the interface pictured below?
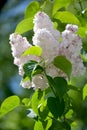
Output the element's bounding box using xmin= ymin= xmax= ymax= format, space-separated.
xmin=9 ymin=11 xmax=86 ymax=89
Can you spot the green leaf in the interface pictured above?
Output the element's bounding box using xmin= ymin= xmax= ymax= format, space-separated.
xmin=65 ymin=109 xmax=73 ymax=119
xmin=45 ymin=119 xmax=52 ymax=130
xmin=49 ymin=120 xmax=64 ymax=130
xmin=68 ymin=89 xmax=82 ymax=111
xmin=54 ymin=11 xmax=80 ymax=25
xmin=63 ymin=122 xmax=71 ymax=130
xmin=38 ymin=100 xmax=49 ymax=120
xmin=47 ymin=97 xmax=65 ymax=118
xmin=23 ymin=60 xmax=38 ymax=80
xmin=46 ymin=75 xmax=56 ymax=95
xmin=34 ymin=121 xmax=44 ymax=130
xmin=15 ymin=17 xmax=33 ymax=34
xmin=77 ymin=26 xmax=87 ymax=38
xmin=41 ymin=0 xmax=54 ymax=17
xmin=25 ymin=1 xmax=40 ymax=18
xmin=22 ymin=98 xmax=30 ymax=107
xmin=83 ymin=84 xmax=87 ymax=100
xmin=22 ymin=46 xmax=42 ymax=56
xmin=33 ymin=65 xmax=44 ymax=75
xmin=71 ymin=72 xmax=87 ymax=88
xmin=63 ymin=94 xmax=70 ymax=114
xmin=31 ymin=89 xmax=43 ymax=114
xmin=52 ymin=0 xmax=71 ymax=15
xmin=54 ymin=77 xmax=68 ymax=99
xmin=53 ymin=56 xmax=72 ymax=79
xmin=0 ymin=96 xmax=20 ymax=118
xmin=23 ymin=60 xmax=44 ymax=81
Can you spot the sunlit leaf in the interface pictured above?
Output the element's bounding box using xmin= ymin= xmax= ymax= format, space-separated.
xmin=22 ymin=46 xmax=42 ymax=56
xmin=38 ymin=100 xmax=49 ymax=120
xmin=45 ymin=119 xmax=52 ymax=130
xmin=83 ymin=84 xmax=87 ymax=100
xmin=31 ymin=89 xmax=43 ymax=114
xmin=77 ymin=26 xmax=87 ymax=38
xmin=0 ymin=96 xmax=20 ymax=118
xmin=15 ymin=17 xmax=33 ymax=34
xmin=65 ymin=109 xmax=73 ymax=119
xmin=34 ymin=121 xmax=44 ymax=130
xmin=54 ymin=11 xmax=80 ymax=25
xmin=41 ymin=0 xmax=54 ymax=17
xmin=25 ymin=1 xmax=40 ymax=18
xmin=52 ymin=0 xmax=71 ymax=15
xmin=22 ymin=98 xmax=30 ymax=107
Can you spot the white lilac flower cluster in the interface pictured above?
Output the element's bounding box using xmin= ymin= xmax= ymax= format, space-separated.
xmin=59 ymin=24 xmax=85 ymax=76
xmin=9 ymin=11 xmax=85 ymax=89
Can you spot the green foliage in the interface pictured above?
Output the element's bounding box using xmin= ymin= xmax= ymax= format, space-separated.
xmin=45 ymin=119 xmax=52 ymax=130
xmin=54 ymin=11 xmax=81 ymax=25
xmin=52 ymin=0 xmax=71 ymax=15
xmin=83 ymin=84 xmax=87 ymax=100
xmin=77 ymin=26 xmax=87 ymax=38
xmin=53 ymin=77 xmax=68 ymax=99
xmin=22 ymin=98 xmax=30 ymax=107
xmin=68 ymin=89 xmax=82 ymax=111
xmin=31 ymin=89 xmax=43 ymax=114
xmin=23 ymin=60 xmax=38 ymax=80
xmin=2 ymin=0 xmax=87 ymax=129
xmin=41 ymin=0 xmax=54 ymax=17
xmin=34 ymin=121 xmax=44 ymax=130
xmin=23 ymin=60 xmax=44 ymax=81
xmin=15 ymin=17 xmax=33 ymax=34
xmin=24 ymin=1 xmax=40 ymax=18
xmin=49 ymin=120 xmax=63 ymax=130
xmin=0 ymin=96 xmax=20 ymax=118
xmin=63 ymin=94 xmax=70 ymax=114
xmin=47 ymin=97 xmax=65 ymax=118
xmin=22 ymin=46 xmax=42 ymax=56
xmin=53 ymin=56 xmax=72 ymax=79
xmin=38 ymin=100 xmax=49 ymax=120
xmin=71 ymin=72 xmax=87 ymax=88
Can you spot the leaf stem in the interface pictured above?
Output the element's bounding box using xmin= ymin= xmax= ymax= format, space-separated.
xmin=44 ymin=70 xmax=57 ymax=97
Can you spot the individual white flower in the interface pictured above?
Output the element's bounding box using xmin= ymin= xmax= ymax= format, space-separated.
xmin=18 ymin=65 xmax=24 ymax=76
xmin=32 ymin=73 xmax=48 ymax=90
xmin=20 ymin=80 xmax=32 ymax=89
xmin=9 ymin=33 xmax=40 ymax=77
xmin=33 ymin=28 xmax=59 ymax=64
xmin=46 ymin=64 xmax=59 ymax=78
xmin=20 ymin=73 xmax=48 ymax=89
xmin=9 ymin=33 xmax=31 ymax=58
xmin=33 ymin=11 xmax=53 ymax=32
xmin=33 ymin=11 xmax=60 ymax=40
xmin=66 ymin=24 xmax=78 ymax=33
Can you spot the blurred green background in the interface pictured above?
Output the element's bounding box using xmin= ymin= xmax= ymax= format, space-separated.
xmin=0 ymin=0 xmax=35 ymax=129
